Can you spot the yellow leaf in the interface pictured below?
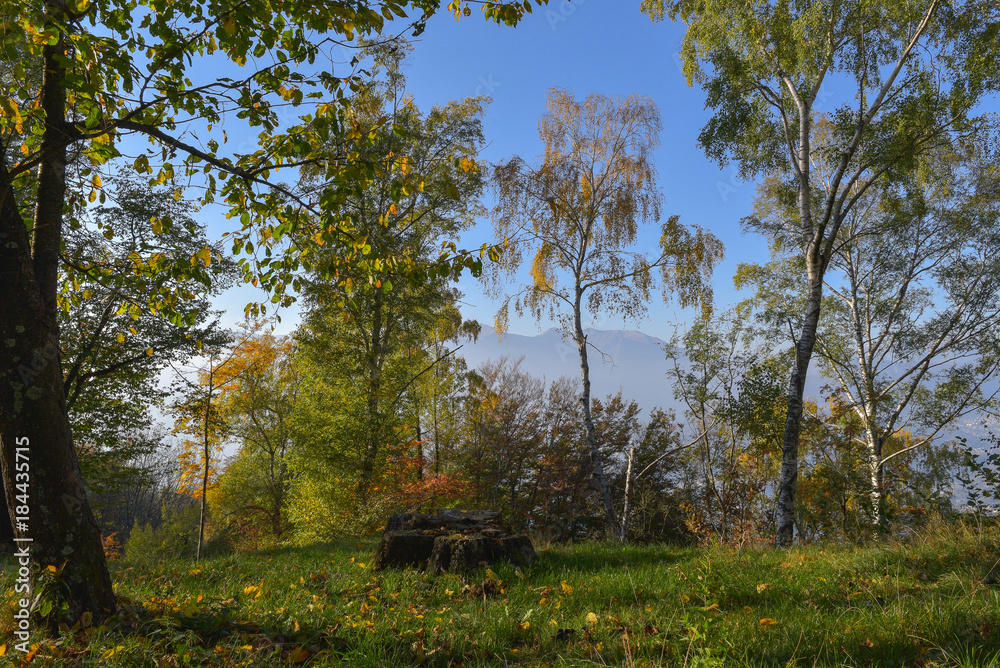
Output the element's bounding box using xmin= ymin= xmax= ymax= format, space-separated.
xmin=756 ymin=583 xmax=769 ymax=593
xmin=759 ymin=618 xmax=778 ymax=626
xmin=194 ymin=247 xmax=212 ymax=267
xmin=0 ymin=644 xmax=6 ymax=656
xmin=560 ymin=580 xmax=573 ymax=594
xmin=702 ymin=602 xmax=719 ymax=612
xmin=288 ymin=647 xmax=310 ymax=663
xmin=485 ymin=568 xmax=499 ymax=581
xmin=516 ymin=621 xmax=530 ymax=631
xmin=586 ymin=612 xmax=598 ymax=626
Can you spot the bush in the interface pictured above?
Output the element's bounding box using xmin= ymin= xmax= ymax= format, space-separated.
xmin=123 ymin=501 xmax=223 ymax=563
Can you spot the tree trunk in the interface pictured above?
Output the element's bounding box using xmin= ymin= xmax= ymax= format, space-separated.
xmin=866 ymin=431 xmax=885 ymax=538
xmin=359 ymin=290 xmax=384 ymax=502
xmin=197 ymin=369 xmax=212 ymax=562
xmin=0 ymin=11 xmax=116 ymax=622
xmin=619 ymin=446 xmax=636 ymax=542
xmin=574 ymin=289 xmax=621 ymax=539
xmin=0 ymin=166 xmax=115 ymax=623
xmin=775 ymin=274 xmax=823 ymax=546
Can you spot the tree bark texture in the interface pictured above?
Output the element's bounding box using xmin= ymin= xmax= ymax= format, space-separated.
xmin=0 ymin=18 xmax=116 ymax=618
xmin=775 ymin=272 xmax=823 ymax=546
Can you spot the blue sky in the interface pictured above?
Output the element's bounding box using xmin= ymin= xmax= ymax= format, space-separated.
xmin=400 ymin=4 xmax=768 ymax=337
xmin=216 ymin=2 xmax=771 ymax=338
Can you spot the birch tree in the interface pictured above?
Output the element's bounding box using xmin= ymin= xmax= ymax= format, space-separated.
xmin=741 ymin=140 xmax=1000 ymax=534
xmin=488 ymin=89 xmax=723 ymax=539
xmin=644 ymin=0 xmax=1000 ymax=544
xmin=814 ymin=144 xmax=1000 ymax=532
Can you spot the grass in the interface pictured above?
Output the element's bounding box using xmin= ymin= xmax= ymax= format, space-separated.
xmin=3 ymin=520 xmax=1000 ymax=666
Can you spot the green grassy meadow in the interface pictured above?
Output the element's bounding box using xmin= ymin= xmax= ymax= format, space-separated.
xmin=3 ymin=521 xmax=1000 ymax=666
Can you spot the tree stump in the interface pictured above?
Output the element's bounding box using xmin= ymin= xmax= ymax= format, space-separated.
xmin=372 ymin=510 xmax=537 ymax=573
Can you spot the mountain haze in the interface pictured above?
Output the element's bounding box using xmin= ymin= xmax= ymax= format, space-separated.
xmin=458 ymin=325 xmax=677 ymax=416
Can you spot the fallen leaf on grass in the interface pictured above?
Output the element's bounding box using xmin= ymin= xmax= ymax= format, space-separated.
xmin=289 ymin=646 xmax=310 ymax=663
xmin=759 ymin=618 xmax=778 ymax=626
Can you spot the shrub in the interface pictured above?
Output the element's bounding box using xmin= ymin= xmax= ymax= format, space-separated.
xmin=124 ymin=502 xmax=202 ymax=563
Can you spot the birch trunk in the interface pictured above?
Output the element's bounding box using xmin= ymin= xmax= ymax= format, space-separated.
xmin=775 ymin=272 xmax=823 ymax=546
xmin=619 ymin=446 xmax=636 ymax=542
xmin=574 ymin=288 xmax=622 ymax=539
xmin=866 ymin=429 xmax=885 ymax=537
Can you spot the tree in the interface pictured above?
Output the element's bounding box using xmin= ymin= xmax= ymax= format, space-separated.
xmin=645 ymin=0 xmax=1000 ymax=544
xmin=212 ymin=331 xmax=298 ymax=545
xmin=751 ymin=141 xmax=1000 ymax=532
xmin=1 ymin=0 xmax=549 ymax=621
xmin=62 ymin=182 xmax=233 ymax=492
xmin=488 ymin=89 xmax=723 ymax=538
xmin=170 ymin=335 xmax=245 ymax=562
xmin=296 ymin=42 xmax=488 ymax=503
xmin=460 ymin=357 xmax=546 ymax=518
xmin=664 ymin=310 xmax=787 ymax=541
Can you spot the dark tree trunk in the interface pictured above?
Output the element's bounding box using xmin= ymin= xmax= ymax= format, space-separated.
xmin=0 ymin=11 xmax=116 ymax=622
xmin=358 ymin=289 xmax=384 ymax=502
xmin=775 ymin=270 xmax=823 ymax=546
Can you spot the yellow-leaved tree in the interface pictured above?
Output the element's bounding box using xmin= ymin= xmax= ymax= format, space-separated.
xmin=486 ymin=88 xmax=724 ymax=540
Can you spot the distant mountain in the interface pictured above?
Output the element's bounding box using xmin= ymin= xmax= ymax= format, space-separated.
xmin=456 ymin=325 xmax=833 ymax=423
xmin=457 ymin=325 xmax=677 ymax=416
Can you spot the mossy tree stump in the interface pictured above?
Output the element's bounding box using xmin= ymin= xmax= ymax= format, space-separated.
xmin=372 ymin=510 xmax=537 ymax=573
